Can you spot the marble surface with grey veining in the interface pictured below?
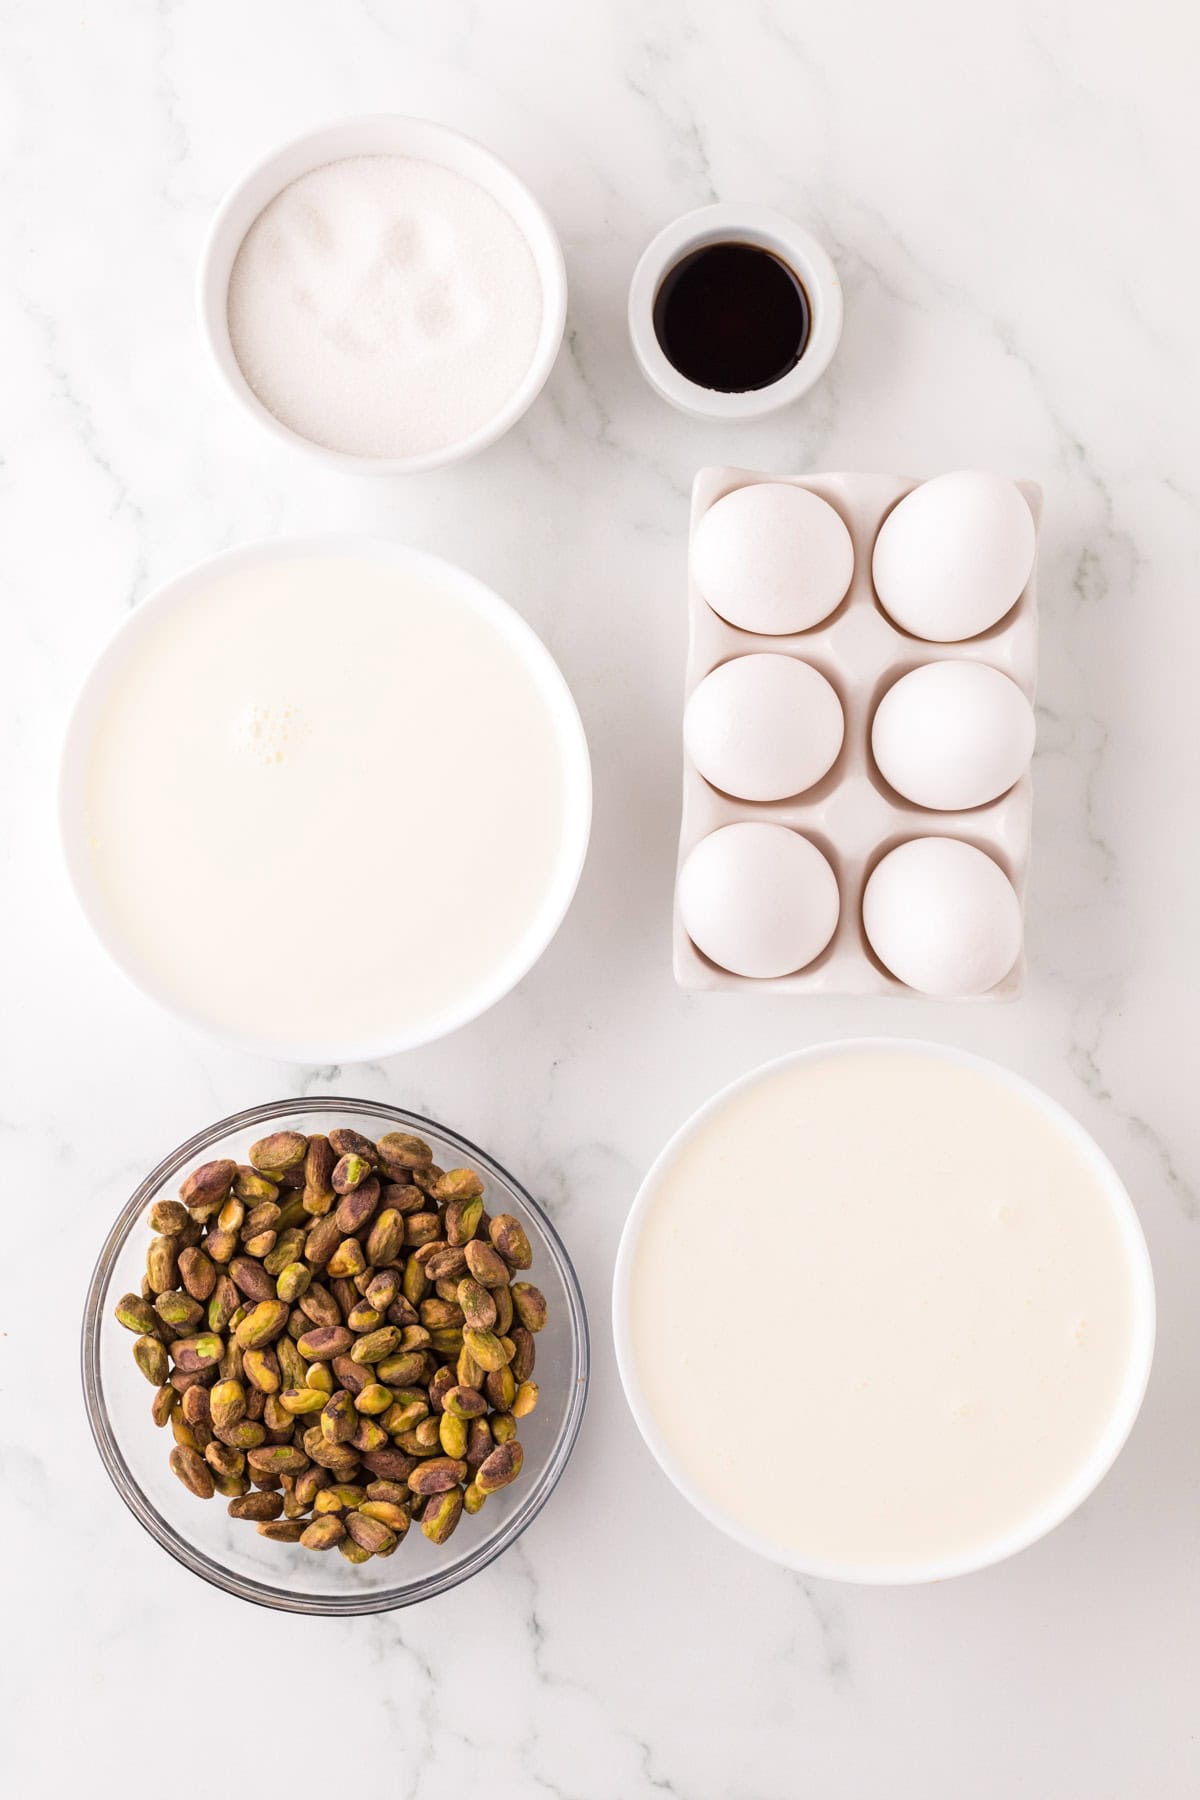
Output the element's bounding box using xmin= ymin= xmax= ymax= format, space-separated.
xmin=3 ymin=2 xmax=1199 ymax=1794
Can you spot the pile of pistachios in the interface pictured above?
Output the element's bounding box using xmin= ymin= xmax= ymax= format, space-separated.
xmin=113 ymin=1124 xmax=547 ymax=1564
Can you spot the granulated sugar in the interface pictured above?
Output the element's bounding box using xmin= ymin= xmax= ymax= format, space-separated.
xmin=226 ymin=154 xmax=544 ymax=459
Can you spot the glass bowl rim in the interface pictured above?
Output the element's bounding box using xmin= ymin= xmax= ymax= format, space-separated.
xmin=82 ymin=1095 xmax=590 ymax=1615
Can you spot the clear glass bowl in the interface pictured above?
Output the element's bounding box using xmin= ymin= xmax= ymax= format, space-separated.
xmin=82 ymin=1098 xmax=589 ymax=1615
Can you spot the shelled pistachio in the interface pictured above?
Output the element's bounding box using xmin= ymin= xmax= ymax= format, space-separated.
xmin=115 ymin=1122 xmax=547 ymax=1563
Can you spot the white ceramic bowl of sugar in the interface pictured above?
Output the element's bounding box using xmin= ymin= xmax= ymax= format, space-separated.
xmin=198 ymin=116 xmax=567 ymax=475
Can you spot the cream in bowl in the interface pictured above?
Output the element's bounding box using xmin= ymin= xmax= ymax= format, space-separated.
xmin=613 ymin=1041 xmax=1154 ymax=1584
xmin=199 ymin=117 xmax=567 ymax=473
xmin=61 ymin=537 xmax=591 ymax=1061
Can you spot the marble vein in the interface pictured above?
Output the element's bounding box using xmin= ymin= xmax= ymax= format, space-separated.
xmin=4 ymin=3 xmax=1200 ymax=1797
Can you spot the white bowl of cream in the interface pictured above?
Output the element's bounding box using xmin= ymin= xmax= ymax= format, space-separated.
xmin=198 ymin=116 xmax=567 ymax=474
xmin=613 ymin=1040 xmax=1155 ymax=1584
xmin=61 ymin=536 xmax=591 ymax=1061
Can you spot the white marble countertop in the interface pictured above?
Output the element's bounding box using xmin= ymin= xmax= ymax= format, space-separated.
xmin=5 ymin=2 xmax=1199 ymax=1794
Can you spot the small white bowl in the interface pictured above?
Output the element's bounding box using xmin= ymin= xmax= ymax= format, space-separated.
xmin=613 ymin=1039 xmax=1156 ymax=1585
xmin=60 ymin=535 xmax=592 ymax=1063
xmin=198 ymin=116 xmax=568 ymax=476
xmin=628 ymin=203 xmax=843 ymax=420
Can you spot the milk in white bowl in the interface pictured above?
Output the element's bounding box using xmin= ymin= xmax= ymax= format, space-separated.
xmin=613 ymin=1041 xmax=1154 ymax=1583
xmin=61 ymin=539 xmax=590 ymax=1060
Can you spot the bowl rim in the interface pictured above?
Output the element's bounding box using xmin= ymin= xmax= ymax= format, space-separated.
xmin=197 ymin=113 xmax=568 ymax=475
xmin=82 ymin=1096 xmax=590 ymax=1615
xmin=612 ymin=1037 xmax=1156 ymax=1585
xmin=627 ymin=202 xmax=843 ymax=420
xmin=58 ymin=532 xmax=593 ymax=1063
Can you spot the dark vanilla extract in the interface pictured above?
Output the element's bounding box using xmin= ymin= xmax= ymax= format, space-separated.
xmin=652 ymin=242 xmax=811 ymax=393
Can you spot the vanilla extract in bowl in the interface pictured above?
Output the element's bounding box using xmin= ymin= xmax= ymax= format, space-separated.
xmin=652 ymin=241 xmax=812 ymax=393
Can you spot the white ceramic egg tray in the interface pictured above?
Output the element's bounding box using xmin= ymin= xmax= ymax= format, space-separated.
xmin=674 ymin=468 xmax=1041 ymax=998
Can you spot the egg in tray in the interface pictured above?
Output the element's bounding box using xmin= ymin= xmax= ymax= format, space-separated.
xmin=674 ymin=469 xmax=1039 ymax=999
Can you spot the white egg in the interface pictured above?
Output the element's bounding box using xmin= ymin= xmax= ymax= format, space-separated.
xmin=679 ymin=823 xmax=840 ymax=978
xmin=872 ymin=472 xmax=1036 ymax=643
xmin=863 ymin=837 xmax=1022 ymax=996
xmin=684 ymin=655 xmax=844 ymax=801
xmin=692 ymin=483 xmax=855 ymax=635
xmin=871 ymin=661 xmax=1035 ymax=811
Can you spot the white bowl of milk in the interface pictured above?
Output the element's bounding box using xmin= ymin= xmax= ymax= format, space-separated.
xmin=613 ymin=1040 xmax=1155 ymax=1584
xmin=61 ymin=536 xmax=591 ymax=1061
